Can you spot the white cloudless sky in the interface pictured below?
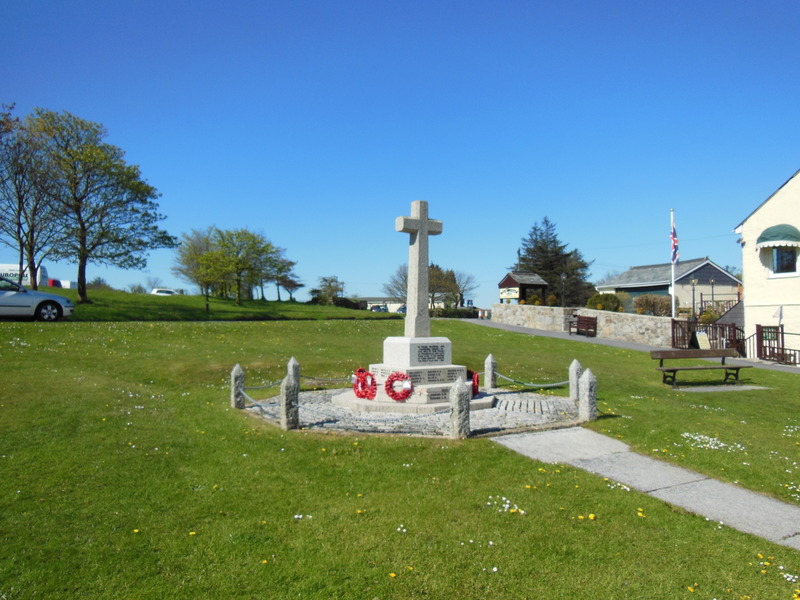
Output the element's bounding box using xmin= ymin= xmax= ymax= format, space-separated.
xmin=3 ymin=0 xmax=799 ymax=307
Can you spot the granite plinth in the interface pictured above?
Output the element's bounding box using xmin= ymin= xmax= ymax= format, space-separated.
xmin=330 ymin=335 xmax=493 ymax=413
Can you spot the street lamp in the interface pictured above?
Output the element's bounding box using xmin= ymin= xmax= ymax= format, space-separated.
xmin=560 ymin=272 xmax=567 ymax=307
xmin=709 ymin=278 xmax=715 ymax=306
xmin=690 ymin=278 xmax=699 ymax=321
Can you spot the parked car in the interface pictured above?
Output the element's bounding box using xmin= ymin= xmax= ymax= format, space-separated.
xmin=150 ymin=288 xmax=178 ymax=296
xmin=0 ymin=276 xmax=74 ymax=321
xmin=370 ymin=305 xmax=388 ymax=312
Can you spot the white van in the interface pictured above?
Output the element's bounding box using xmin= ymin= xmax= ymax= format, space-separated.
xmin=0 ymin=264 xmax=49 ymax=287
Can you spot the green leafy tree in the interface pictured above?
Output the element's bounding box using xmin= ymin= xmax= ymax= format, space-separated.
xmin=27 ymin=108 xmax=176 ymax=302
xmin=0 ymin=107 xmax=65 ymax=289
xmin=173 ymin=227 xmax=287 ymax=307
xmin=172 ymin=228 xmax=225 ymax=310
xmin=278 ymin=274 xmax=304 ymax=301
xmin=267 ymin=251 xmax=298 ymax=301
xmin=514 ymin=217 xmax=594 ymax=307
xmin=214 ymin=228 xmax=278 ymax=305
xmin=429 ymin=264 xmax=459 ymax=308
xmin=310 ymin=275 xmax=345 ymax=305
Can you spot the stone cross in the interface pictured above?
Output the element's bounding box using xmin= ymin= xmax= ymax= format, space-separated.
xmin=396 ymin=200 xmax=443 ymax=338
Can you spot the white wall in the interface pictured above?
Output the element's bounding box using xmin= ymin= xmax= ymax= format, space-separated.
xmin=737 ymin=173 xmax=800 ymax=338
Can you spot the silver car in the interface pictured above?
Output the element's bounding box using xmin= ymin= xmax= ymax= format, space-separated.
xmin=0 ymin=276 xmax=74 ymax=321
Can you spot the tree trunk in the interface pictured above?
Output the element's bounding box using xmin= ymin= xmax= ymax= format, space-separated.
xmin=77 ymin=256 xmax=89 ymax=303
xmin=26 ymin=248 xmax=38 ymax=290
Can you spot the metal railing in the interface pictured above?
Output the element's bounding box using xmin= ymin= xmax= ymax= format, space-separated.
xmin=671 ymin=320 xmax=744 ymax=354
xmin=742 ymin=326 xmax=800 ymax=365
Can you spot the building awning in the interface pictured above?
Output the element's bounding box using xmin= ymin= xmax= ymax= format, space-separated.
xmin=756 ymin=224 xmax=800 ymax=249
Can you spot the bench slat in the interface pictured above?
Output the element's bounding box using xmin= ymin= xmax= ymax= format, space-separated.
xmin=656 ymin=366 xmax=737 ymax=372
xmin=650 ymin=348 xmax=738 ymax=360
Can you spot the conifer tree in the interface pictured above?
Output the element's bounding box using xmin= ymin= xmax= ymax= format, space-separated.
xmin=514 ymin=217 xmax=594 ymax=306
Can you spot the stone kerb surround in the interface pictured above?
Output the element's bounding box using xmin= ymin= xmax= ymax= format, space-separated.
xmin=491 ymin=303 xmax=672 ymax=347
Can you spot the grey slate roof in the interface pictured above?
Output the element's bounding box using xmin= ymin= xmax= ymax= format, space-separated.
xmin=599 ymin=257 xmax=738 ymax=288
xmin=502 ymin=271 xmax=549 ymax=286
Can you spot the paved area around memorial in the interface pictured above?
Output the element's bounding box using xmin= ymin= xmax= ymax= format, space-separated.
xmin=246 ymin=388 xmax=579 ymax=437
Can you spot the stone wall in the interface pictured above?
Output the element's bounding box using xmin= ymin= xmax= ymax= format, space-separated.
xmin=490 ymin=304 xmax=572 ymax=332
xmin=491 ymin=303 xmax=672 ymax=348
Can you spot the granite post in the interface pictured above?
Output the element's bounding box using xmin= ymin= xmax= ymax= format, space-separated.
xmin=569 ymin=359 xmax=583 ymax=402
xmin=449 ymin=376 xmax=471 ymax=439
xmin=231 ymin=363 xmax=245 ymax=409
xmin=578 ymin=368 xmax=598 ymax=422
xmin=484 ymin=353 xmax=497 ymax=390
xmin=280 ymin=357 xmax=300 ymax=430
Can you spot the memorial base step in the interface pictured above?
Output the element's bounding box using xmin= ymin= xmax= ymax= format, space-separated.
xmin=331 ymin=389 xmax=496 ymax=414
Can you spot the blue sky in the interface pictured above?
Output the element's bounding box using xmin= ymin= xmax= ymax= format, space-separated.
xmin=3 ymin=0 xmax=799 ymax=308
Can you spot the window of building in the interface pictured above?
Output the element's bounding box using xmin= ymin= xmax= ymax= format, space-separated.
xmin=772 ymin=246 xmax=797 ymax=274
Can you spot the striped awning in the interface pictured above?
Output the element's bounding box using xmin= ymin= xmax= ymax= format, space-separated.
xmin=756 ymin=224 xmax=800 ymax=249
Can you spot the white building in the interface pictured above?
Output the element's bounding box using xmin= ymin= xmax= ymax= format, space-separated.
xmin=734 ymin=168 xmax=800 ymax=340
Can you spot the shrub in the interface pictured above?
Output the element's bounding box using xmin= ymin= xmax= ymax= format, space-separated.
xmin=430 ymin=307 xmax=478 ymax=318
xmin=699 ymin=307 xmax=721 ymax=324
xmin=127 ymin=283 xmax=147 ymax=294
xmin=586 ymin=293 xmax=622 ymax=312
xmin=616 ymin=291 xmax=633 ymax=312
xmin=333 ymin=297 xmax=361 ymax=310
xmin=546 ymin=294 xmax=559 ymax=306
xmin=633 ymin=294 xmax=673 ymax=316
xmin=87 ymin=277 xmax=114 ymax=291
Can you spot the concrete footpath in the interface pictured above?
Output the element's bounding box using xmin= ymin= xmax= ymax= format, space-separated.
xmin=495 ymin=426 xmax=800 ymax=551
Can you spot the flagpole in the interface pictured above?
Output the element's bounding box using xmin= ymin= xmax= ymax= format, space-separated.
xmin=671 ymin=209 xmax=676 ymax=318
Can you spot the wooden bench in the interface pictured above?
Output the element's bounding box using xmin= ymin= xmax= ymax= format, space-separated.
xmin=650 ymin=348 xmax=752 ymax=388
xmin=569 ymin=315 xmax=597 ymax=337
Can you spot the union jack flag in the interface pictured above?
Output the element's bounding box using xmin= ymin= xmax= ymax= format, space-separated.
xmin=671 ymin=223 xmax=679 ymax=264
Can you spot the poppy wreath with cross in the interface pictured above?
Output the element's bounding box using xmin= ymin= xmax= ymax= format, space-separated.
xmin=353 ymin=367 xmax=377 ymax=399
xmin=384 ymin=371 xmax=413 ymax=402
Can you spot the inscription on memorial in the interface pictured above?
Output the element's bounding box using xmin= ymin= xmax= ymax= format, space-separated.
xmin=447 ymin=369 xmax=463 ymax=381
xmin=427 ymin=389 xmax=447 ymax=402
xmin=427 ymin=370 xmax=444 ymax=383
xmin=417 ymin=344 xmax=445 ymax=364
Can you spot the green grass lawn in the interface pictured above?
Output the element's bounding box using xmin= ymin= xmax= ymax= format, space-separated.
xmin=1 ymin=317 xmax=798 ymax=599
xmin=38 ymin=287 xmax=403 ymax=321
